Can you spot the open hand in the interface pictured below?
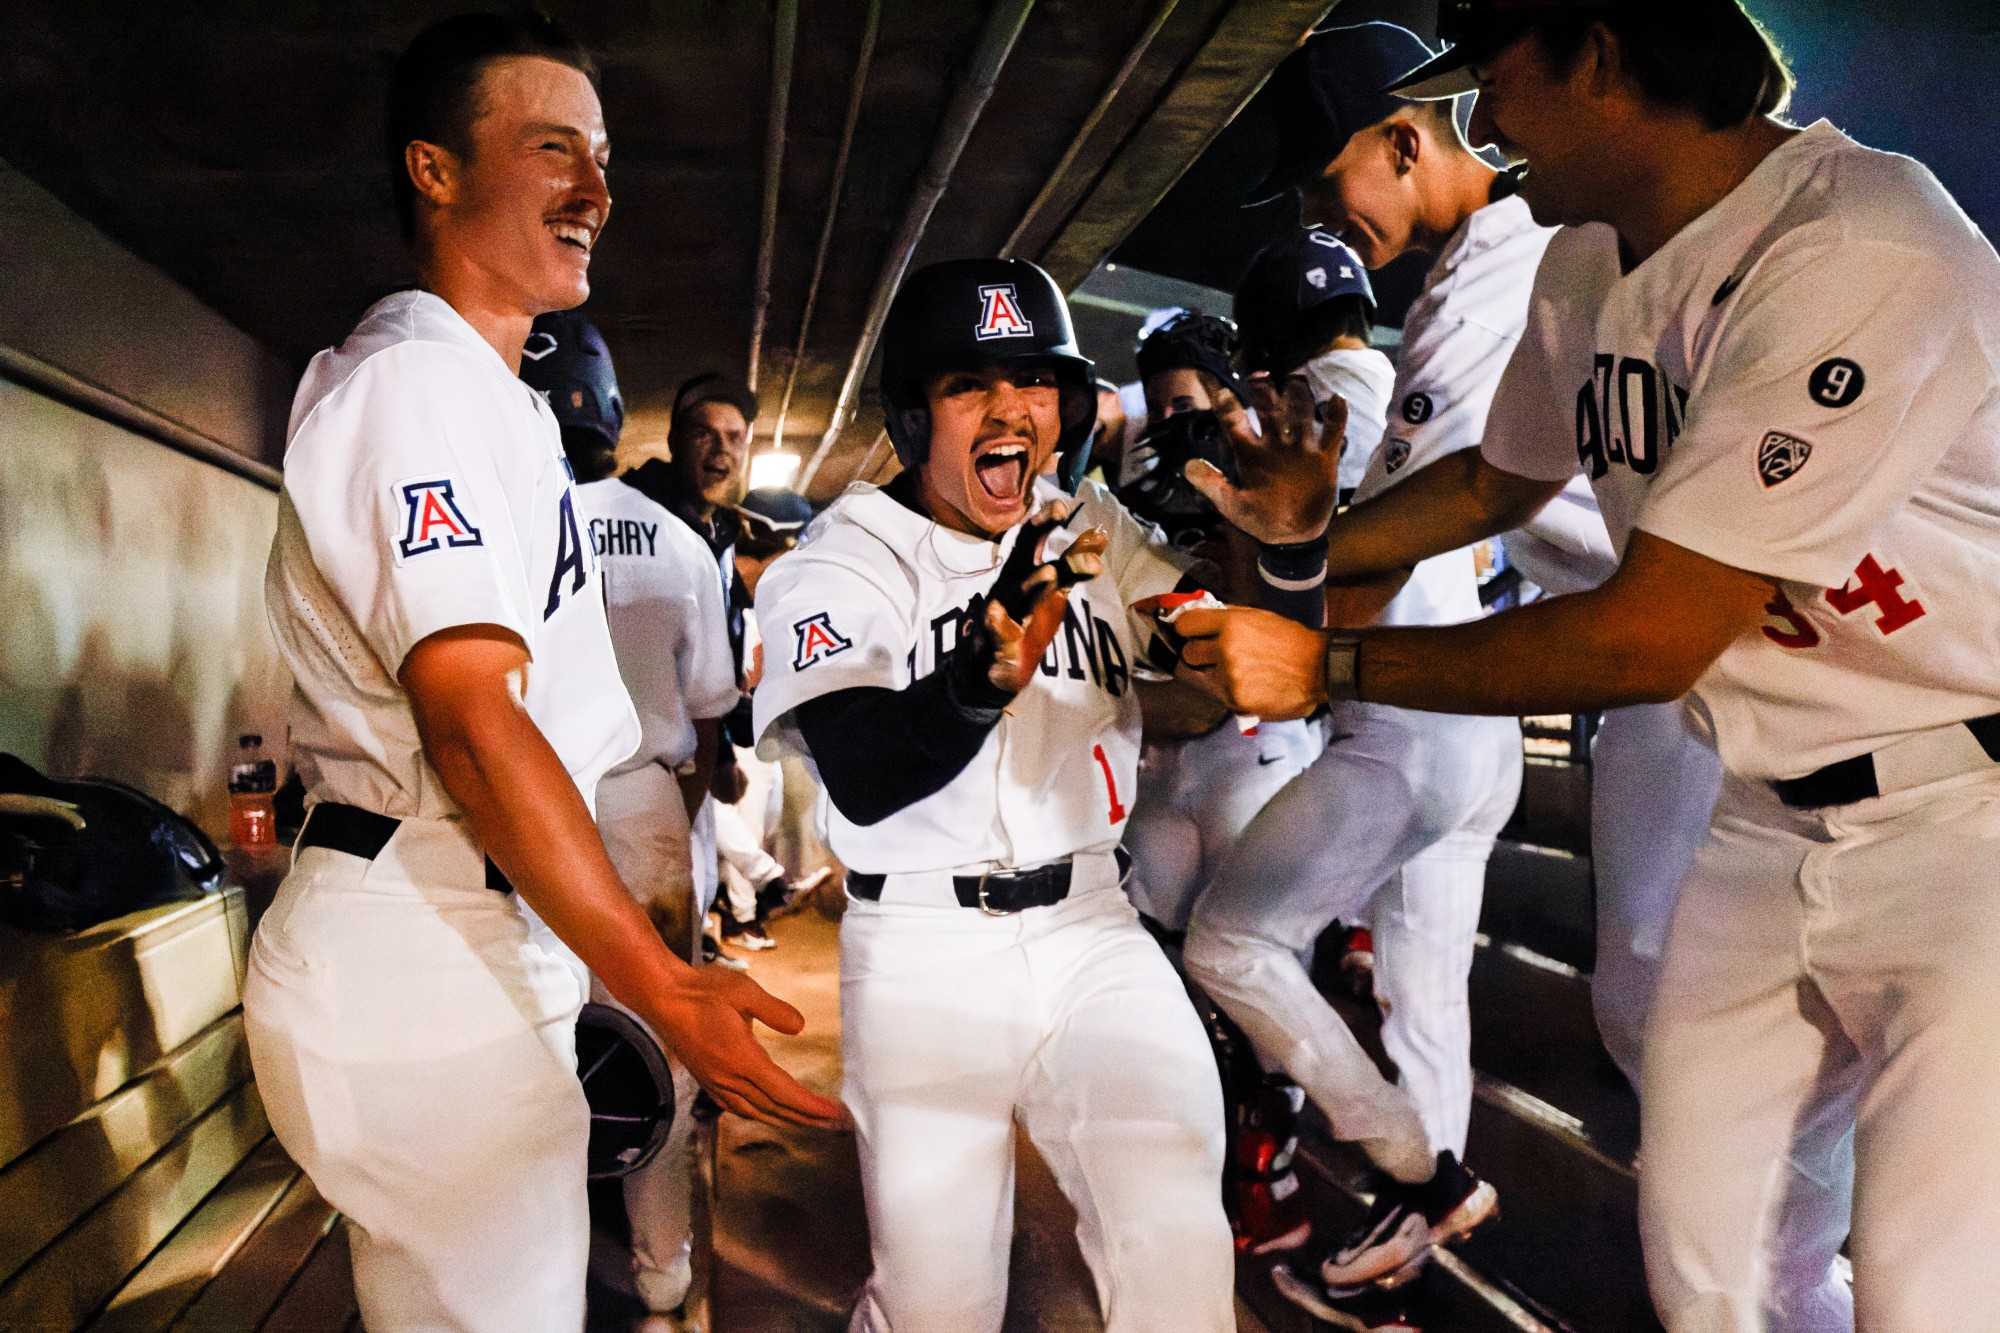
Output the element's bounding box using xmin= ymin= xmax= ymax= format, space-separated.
xmin=1185 ymin=373 xmax=1345 ymax=545
xmin=644 ymin=964 xmax=849 ymax=1130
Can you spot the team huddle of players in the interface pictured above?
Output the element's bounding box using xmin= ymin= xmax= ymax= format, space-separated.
xmin=245 ymin=4 xmax=2000 ymax=1332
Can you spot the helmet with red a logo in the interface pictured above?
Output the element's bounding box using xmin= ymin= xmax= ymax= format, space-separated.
xmin=879 ymin=258 xmax=1099 ymax=491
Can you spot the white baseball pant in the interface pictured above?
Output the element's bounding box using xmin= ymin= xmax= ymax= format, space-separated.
xmin=1640 ymin=766 xmax=2000 ymax=1331
xmin=715 ymin=745 xmax=787 ymax=916
xmin=841 ymin=871 xmax=1234 ymax=1333
xmin=243 ymin=817 xmax=590 ymax=1333
xmin=595 ymin=763 xmax=707 ymax=1313
xmin=1186 ymin=704 xmax=1521 ymax=1182
xmin=1588 ymin=700 xmax=1724 ymax=1089
xmin=1124 ymin=718 xmax=1324 ymax=932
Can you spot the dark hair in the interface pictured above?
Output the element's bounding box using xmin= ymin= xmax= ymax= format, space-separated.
xmin=1289 ymin=294 xmax=1373 ymax=370
xmin=1531 ymin=2 xmax=1792 ymax=131
xmin=386 ymin=12 xmax=599 ymax=240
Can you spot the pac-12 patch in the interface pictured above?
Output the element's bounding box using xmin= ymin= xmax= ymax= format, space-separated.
xmin=974 ymin=284 xmax=1034 ymax=341
xmin=1384 ymin=438 xmax=1413 ymax=474
xmin=792 ymin=612 xmax=854 ymax=670
xmin=1400 ymin=392 xmax=1434 ymax=425
xmin=394 ymin=477 xmax=483 ymax=561
xmin=1757 ymin=432 xmax=1813 ymax=488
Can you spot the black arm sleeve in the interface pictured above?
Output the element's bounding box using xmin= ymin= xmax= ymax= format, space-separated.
xmin=793 ymin=648 xmax=1013 ymax=826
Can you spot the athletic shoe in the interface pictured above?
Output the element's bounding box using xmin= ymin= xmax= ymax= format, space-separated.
xmin=1270 ymin=1265 xmax=1420 ymax=1331
xmin=1225 ymin=1075 xmax=1313 ymax=1254
xmin=756 ymin=865 xmax=834 ymax=921
xmin=719 ymin=915 xmax=778 ymax=951
xmin=1319 ymin=1151 xmax=1498 ymax=1289
xmin=700 ymin=936 xmax=750 ymax=972
xmin=1340 ymin=925 xmax=1376 ymax=1001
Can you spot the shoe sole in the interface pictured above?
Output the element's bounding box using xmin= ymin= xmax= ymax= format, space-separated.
xmin=1270 ymin=1264 xmax=1419 ymax=1330
xmin=1321 ymin=1210 xmax=1429 ymax=1287
xmin=1432 ymin=1180 xmax=1499 ymax=1247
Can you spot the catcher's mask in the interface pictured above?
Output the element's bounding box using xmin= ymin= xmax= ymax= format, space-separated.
xmin=575 ymin=1002 xmax=676 ymax=1179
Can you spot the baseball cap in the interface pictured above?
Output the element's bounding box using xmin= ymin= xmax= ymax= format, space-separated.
xmin=1234 ymin=229 xmax=1376 ymax=376
xmin=670 ymin=372 xmax=758 ymax=428
xmin=1135 ymin=312 xmax=1253 ymax=409
xmin=1388 ymin=1 xmax=1618 ymax=100
xmin=737 ymin=486 xmax=813 ymax=533
xmin=1246 ymin=22 xmax=1440 ymax=204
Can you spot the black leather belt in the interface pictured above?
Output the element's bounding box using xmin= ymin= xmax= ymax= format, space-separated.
xmin=1773 ymin=713 xmax=2000 ymax=809
xmin=848 ymin=848 xmax=1130 ymax=914
xmin=297 ymin=802 xmax=514 ymax=893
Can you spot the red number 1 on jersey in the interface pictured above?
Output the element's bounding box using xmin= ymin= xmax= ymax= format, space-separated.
xmin=1092 ymin=744 xmax=1128 ymax=824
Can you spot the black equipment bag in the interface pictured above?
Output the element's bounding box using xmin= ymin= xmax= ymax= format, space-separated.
xmin=0 ymin=753 xmax=225 ymax=931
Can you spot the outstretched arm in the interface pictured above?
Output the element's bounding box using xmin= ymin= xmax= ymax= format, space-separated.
xmin=1171 ymin=530 xmax=1772 ymax=719
xmin=1325 ymin=448 xmax=1568 ymax=582
xmin=402 ymin=627 xmax=846 ymax=1130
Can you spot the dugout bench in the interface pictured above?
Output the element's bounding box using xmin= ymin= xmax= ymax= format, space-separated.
xmin=0 ymin=879 xmax=360 ymax=1331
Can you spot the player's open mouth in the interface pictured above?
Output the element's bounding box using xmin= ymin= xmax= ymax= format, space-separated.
xmin=974 ymin=443 xmax=1029 ymax=503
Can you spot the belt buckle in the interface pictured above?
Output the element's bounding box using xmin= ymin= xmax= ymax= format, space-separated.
xmin=974 ymin=868 xmax=1015 ymax=917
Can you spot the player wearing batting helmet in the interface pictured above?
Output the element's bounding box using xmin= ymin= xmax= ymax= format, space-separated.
xmin=1179 ymin=2 xmax=2000 ymax=1328
xmin=520 ymin=307 xmax=625 ymax=481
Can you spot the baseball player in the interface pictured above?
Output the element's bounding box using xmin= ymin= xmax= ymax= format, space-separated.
xmin=1118 ymin=311 xmax=1326 ymax=937
xmin=243 ymin=16 xmax=839 ymax=1330
xmin=570 ymin=350 xmax=742 ymax=1318
xmin=654 ymin=373 xmax=773 ymax=948
xmin=1175 ymin=2 xmax=2000 ymax=1328
xmin=520 ymin=307 xmax=624 ymax=483
xmin=752 ymin=257 xmax=1350 ymax=1332
xmin=1182 ymin=101 xmax=1527 ymax=1312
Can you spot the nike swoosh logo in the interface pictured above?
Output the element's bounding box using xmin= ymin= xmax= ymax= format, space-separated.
xmin=1257 ymin=754 xmax=1283 ymax=766
xmin=1712 ymin=273 xmax=1744 ymax=305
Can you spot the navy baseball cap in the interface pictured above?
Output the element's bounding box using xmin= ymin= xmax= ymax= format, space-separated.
xmin=520 ymin=309 xmax=625 ymax=450
xmin=1234 ymin=229 xmax=1376 ymax=376
xmin=1389 ymin=1 xmax=1619 ymax=100
xmin=1247 ymin=22 xmax=1441 ymax=204
xmin=737 ymin=486 xmax=813 ymax=533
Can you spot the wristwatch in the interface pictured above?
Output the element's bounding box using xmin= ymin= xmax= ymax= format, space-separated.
xmin=1323 ymin=632 xmax=1362 ymax=703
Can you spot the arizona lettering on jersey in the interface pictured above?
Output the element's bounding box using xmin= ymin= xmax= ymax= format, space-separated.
xmin=910 ymin=592 xmax=1130 ymax=697
xmin=754 ymin=476 xmax=1186 ymax=875
xmin=1483 ymin=122 xmax=2000 ymax=778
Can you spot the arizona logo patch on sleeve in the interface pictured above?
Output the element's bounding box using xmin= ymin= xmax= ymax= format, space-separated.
xmin=792 ymin=612 xmax=854 ymax=670
xmin=394 ymin=477 xmax=484 ymax=562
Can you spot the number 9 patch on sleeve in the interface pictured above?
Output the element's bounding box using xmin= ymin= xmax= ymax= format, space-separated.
xmin=394 ymin=476 xmax=484 ymax=563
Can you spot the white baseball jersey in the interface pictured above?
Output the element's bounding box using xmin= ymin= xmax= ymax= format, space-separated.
xmin=1303 ymin=347 xmax=1396 ymax=496
xmin=577 ymin=476 xmax=739 ymax=774
xmin=754 ymin=475 xmax=1188 ymax=875
xmin=1483 ymin=121 xmax=2000 ymax=780
xmin=267 ymin=289 xmax=639 ymax=817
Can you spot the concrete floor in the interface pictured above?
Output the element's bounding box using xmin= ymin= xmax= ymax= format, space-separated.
xmin=704 ymin=907 xmax=1269 ymax=1333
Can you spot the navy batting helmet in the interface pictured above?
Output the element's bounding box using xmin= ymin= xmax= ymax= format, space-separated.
xmin=879 ymin=258 xmax=1098 ymax=492
xmin=575 ymin=1003 xmax=675 ymax=1179
xmin=1234 ymin=229 xmax=1376 ymax=377
xmin=521 ymin=310 xmax=625 ymax=461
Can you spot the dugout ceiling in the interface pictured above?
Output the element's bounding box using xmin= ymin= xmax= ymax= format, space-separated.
xmin=0 ymin=0 xmax=1336 ymax=496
